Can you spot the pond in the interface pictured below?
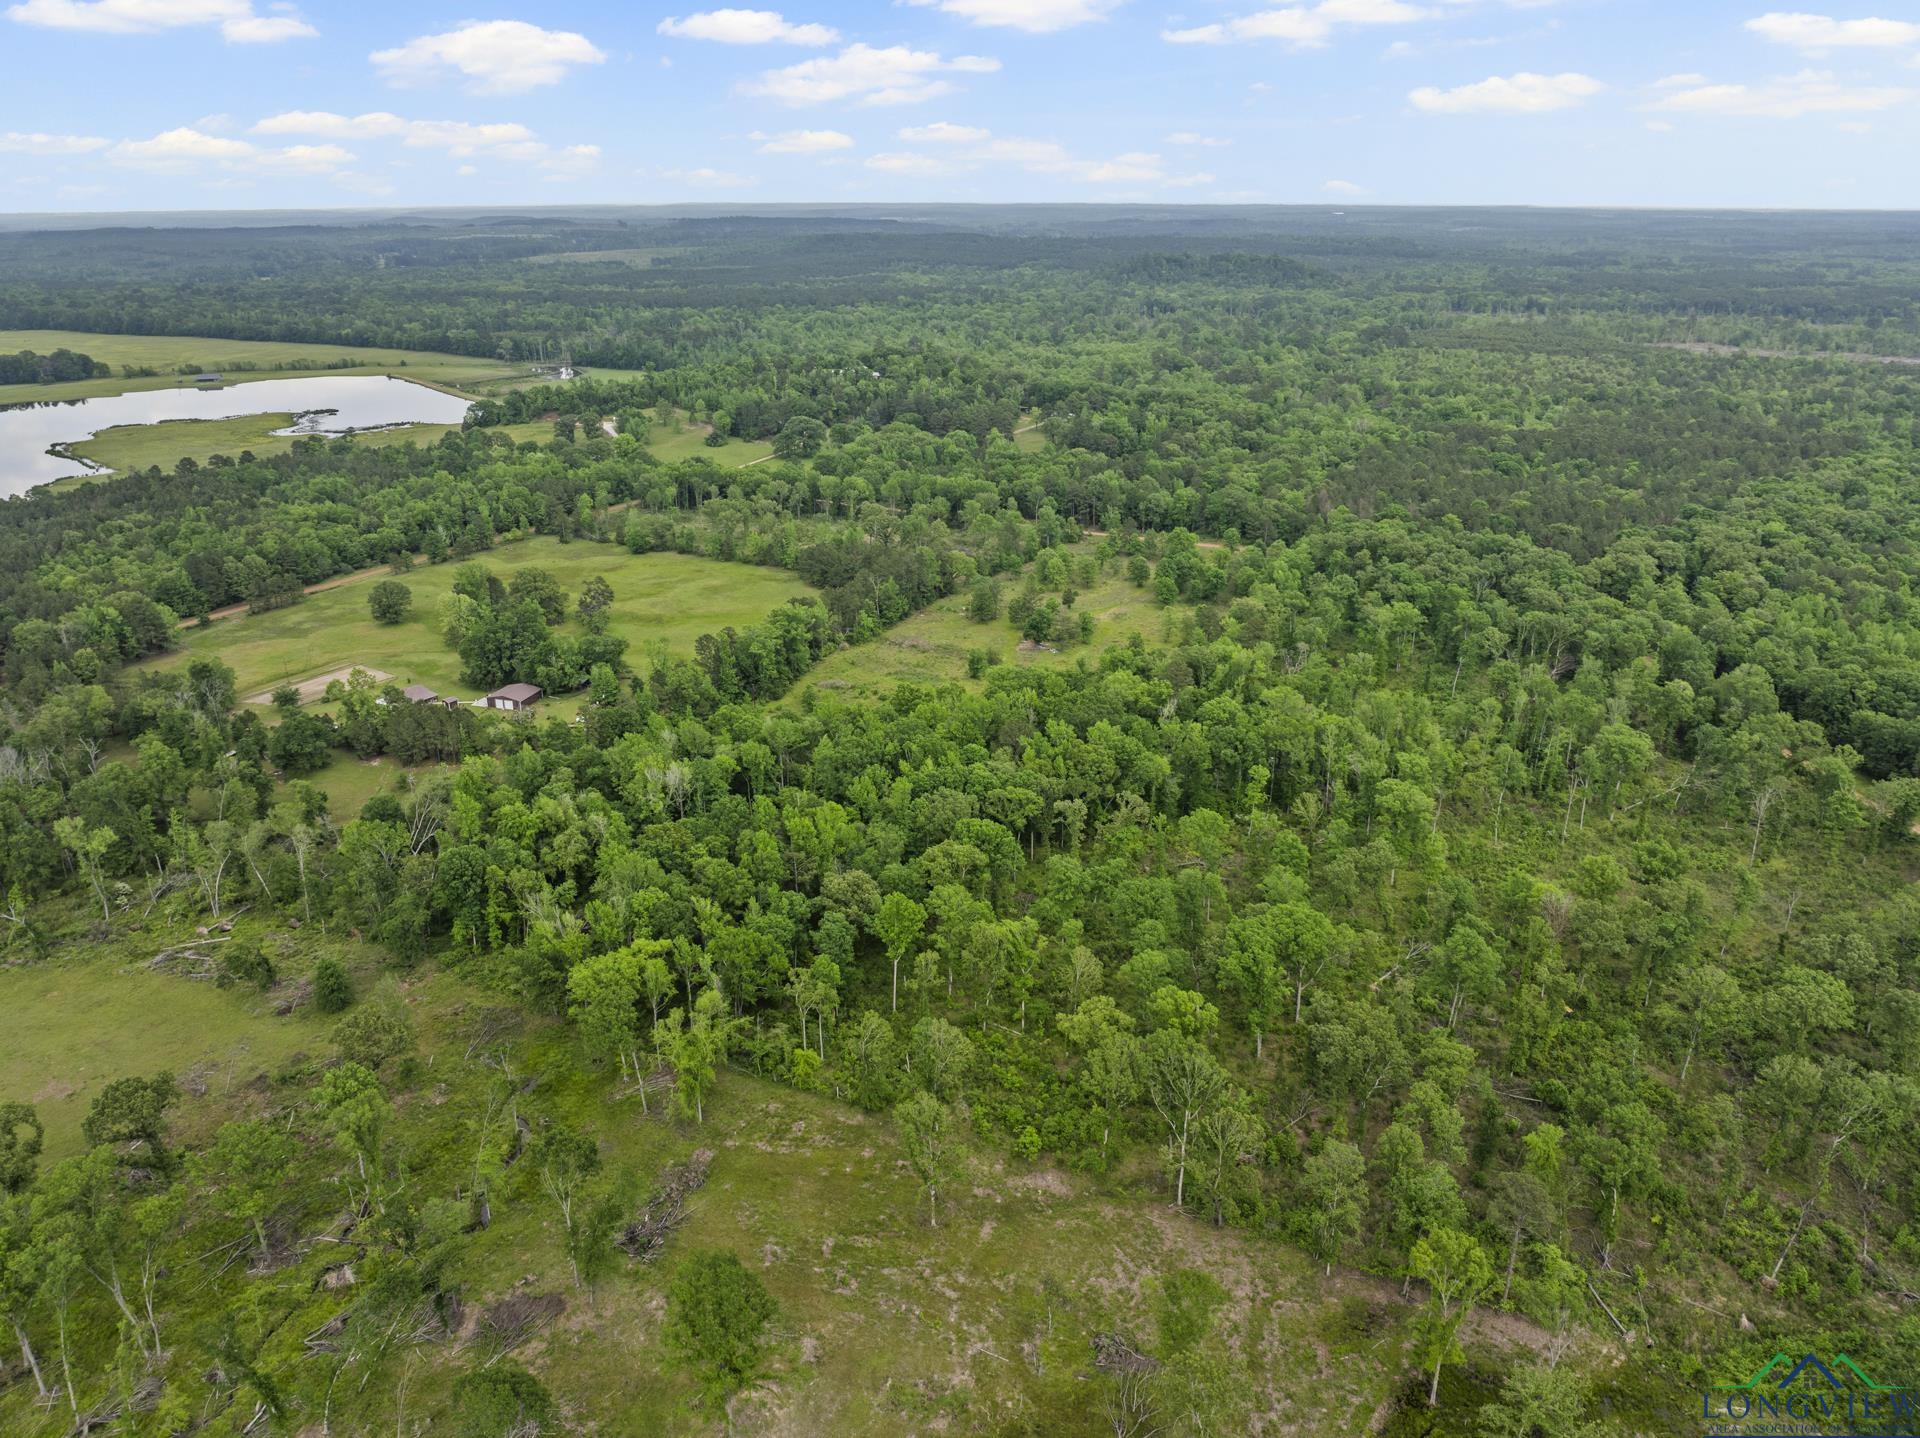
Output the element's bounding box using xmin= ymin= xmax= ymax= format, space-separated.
xmin=0 ymin=375 xmax=473 ymax=497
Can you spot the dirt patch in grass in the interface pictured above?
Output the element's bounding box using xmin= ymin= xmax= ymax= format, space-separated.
xmin=246 ymin=666 xmax=391 ymax=706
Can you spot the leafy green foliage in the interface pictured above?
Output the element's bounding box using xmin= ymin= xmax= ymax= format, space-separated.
xmin=663 ymin=1249 xmax=777 ymax=1413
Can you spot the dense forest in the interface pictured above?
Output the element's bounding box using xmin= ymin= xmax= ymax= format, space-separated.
xmin=0 ymin=208 xmax=1917 ymax=1436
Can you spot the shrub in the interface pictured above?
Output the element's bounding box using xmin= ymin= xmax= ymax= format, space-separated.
xmin=312 ymin=956 xmax=352 ymax=1013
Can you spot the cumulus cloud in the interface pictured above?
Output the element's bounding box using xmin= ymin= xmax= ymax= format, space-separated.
xmin=5 ymin=0 xmax=314 ymax=41
xmin=251 ymin=110 xmax=601 ymax=177
xmin=657 ymin=9 xmax=837 ymax=43
xmin=743 ymin=43 xmax=1000 ymax=106
xmin=1323 ymin=177 xmax=1366 ymax=194
xmin=372 ymin=20 xmax=605 ymax=94
xmin=1164 ymin=0 xmax=1429 ymax=46
xmin=898 ymin=0 xmax=1119 ymax=34
xmin=1649 ymin=69 xmax=1914 ymax=117
xmin=1409 ymin=71 xmax=1604 ymax=112
xmin=1744 ymin=11 xmax=1920 ymax=49
xmin=253 ymin=111 xmax=537 ymax=153
xmin=107 ymin=126 xmax=350 ymax=173
xmin=0 ymin=130 xmax=109 ymax=154
xmin=752 ymin=127 xmax=855 ymax=152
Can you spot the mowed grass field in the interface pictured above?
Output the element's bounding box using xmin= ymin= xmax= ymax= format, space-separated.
xmin=0 ymin=329 xmax=526 ymax=407
xmin=800 ymin=562 xmax=1176 ymax=701
xmin=646 ymin=406 xmax=775 ymax=467
xmin=152 ymin=540 xmax=818 ymax=706
xmin=55 ymin=415 xmax=553 ymax=483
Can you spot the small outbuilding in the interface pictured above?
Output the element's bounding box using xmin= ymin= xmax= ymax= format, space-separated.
xmin=400 ymin=684 xmax=439 ymax=703
xmin=193 ymin=373 xmax=222 ymax=384
xmin=481 ymin=682 xmax=542 ymax=712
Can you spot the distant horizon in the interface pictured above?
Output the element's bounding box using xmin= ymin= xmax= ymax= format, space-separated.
xmin=6 ymin=199 xmax=1920 ymax=230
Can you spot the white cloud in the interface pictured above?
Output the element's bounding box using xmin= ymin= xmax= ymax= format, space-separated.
xmin=743 ymin=43 xmax=1000 ymax=106
xmin=221 ymin=11 xmax=312 ymax=42
xmin=253 ymin=111 xmax=540 ymax=153
xmin=251 ymin=110 xmax=599 ymax=175
xmin=109 ymin=126 xmax=260 ymax=168
xmin=867 ymin=124 xmax=1209 ymax=187
xmin=1165 ymin=130 xmax=1231 ymax=146
xmin=658 ymin=9 xmax=836 ymax=43
xmin=1164 ymin=0 xmax=1429 ymax=46
xmin=1652 ymin=72 xmax=1709 ymax=88
xmin=898 ymin=0 xmax=1118 ymax=33
xmin=1649 ymin=69 xmax=1914 ymax=117
xmin=1745 ymin=12 xmax=1920 ymax=50
xmin=1323 ymin=177 xmax=1366 ymax=194
xmin=1644 ymin=118 xmax=1674 ymax=131
xmin=372 ymin=20 xmax=605 ymax=94
xmin=898 ymin=121 xmax=990 ymax=142
xmin=1409 ymin=71 xmax=1604 ymax=112
xmin=5 ymin=0 xmax=314 ymax=41
xmin=0 ymin=130 xmax=109 ymax=154
xmin=107 ymin=125 xmax=351 ymax=173
xmin=259 ymin=143 xmax=355 ymax=172
xmin=661 ymin=166 xmax=757 ymax=187
xmin=753 ymin=127 xmax=855 ymax=152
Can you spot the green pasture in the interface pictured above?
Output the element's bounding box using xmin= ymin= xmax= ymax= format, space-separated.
xmin=155 ymin=540 xmax=818 ymax=704
xmin=0 ymin=943 xmax=342 ymax=1160
xmin=645 ymin=407 xmax=775 ymax=466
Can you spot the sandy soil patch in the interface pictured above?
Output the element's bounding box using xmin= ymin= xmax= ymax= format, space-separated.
xmin=246 ymin=666 xmax=391 ymax=706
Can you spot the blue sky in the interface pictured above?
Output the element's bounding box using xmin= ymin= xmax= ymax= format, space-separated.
xmin=1 ymin=0 xmax=1916 ymax=211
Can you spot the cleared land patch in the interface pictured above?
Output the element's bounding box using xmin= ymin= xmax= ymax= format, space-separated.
xmin=0 ymin=933 xmax=1571 ymax=1434
xmin=155 ymin=540 xmax=818 ymax=705
xmin=801 ymin=563 xmax=1174 ymax=701
xmin=646 ymin=407 xmax=775 ymax=466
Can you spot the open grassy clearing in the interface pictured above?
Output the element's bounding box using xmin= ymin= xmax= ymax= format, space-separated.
xmin=646 ymin=406 xmax=776 ymax=467
xmin=1011 ymin=411 xmax=1047 ymax=452
xmin=0 ymin=329 xmax=527 ymax=407
xmin=49 ymin=414 xmax=553 ymax=483
xmin=801 ymin=562 xmax=1176 ymax=701
xmin=153 ymin=540 xmax=818 ymax=705
xmin=297 ymin=752 xmax=452 ymax=820
xmin=0 ymin=925 xmax=1579 ymax=1436
xmin=0 ymin=941 xmax=344 ymax=1161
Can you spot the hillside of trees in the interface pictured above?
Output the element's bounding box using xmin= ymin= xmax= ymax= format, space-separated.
xmin=1 ymin=209 xmax=1917 ymax=1436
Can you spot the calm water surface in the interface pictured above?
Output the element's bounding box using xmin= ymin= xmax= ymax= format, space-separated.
xmin=0 ymin=375 xmax=472 ymax=497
